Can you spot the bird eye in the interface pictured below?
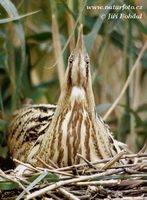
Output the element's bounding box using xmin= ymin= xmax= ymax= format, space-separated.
xmin=85 ymin=56 xmax=90 ymax=65
xmin=86 ymin=60 xmax=89 ymax=65
xmin=69 ymin=55 xmax=74 ymax=64
xmin=69 ymin=59 xmax=73 ymax=64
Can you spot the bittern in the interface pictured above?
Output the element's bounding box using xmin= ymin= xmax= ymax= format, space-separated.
xmin=8 ymin=25 xmax=124 ymax=167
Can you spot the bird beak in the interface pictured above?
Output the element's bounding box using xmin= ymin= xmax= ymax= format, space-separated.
xmin=67 ymin=24 xmax=87 ymax=88
xmin=75 ymin=24 xmax=84 ymax=53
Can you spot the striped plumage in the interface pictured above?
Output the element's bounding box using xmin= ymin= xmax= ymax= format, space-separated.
xmin=8 ymin=104 xmax=56 ymax=162
xmin=8 ymin=25 xmax=124 ymax=167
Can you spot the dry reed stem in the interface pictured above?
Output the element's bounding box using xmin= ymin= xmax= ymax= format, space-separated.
xmin=38 ymin=168 xmax=74 ymax=178
xmin=52 ymin=14 xmax=65 ymax=88
xmin=37 ymin=167 xmax=74 ymax=178
xmin=47 ymin=2 xmax=86 ymax=71
xmin=103 ymin=42 xmax=147 ymax=120
xmin=1 ymin=154 xmax=147 ymax=199
xmin=66 ymin=0 xmax=75 ymax=52
xmin=37 ymin=157 xmax=80 ymax=199
xmin=58 ymin=188 xmax=79 ymax=200
xmin=36 ymin=156 xmax=76 ymax=177
xmin=75 ymin=179 xmax=120 ymax=186
xmin=37 ymin=156 xmax=58 ymax=170
xmin=77 ymin=153 xmax=97 ymax=169
xmin=13 ymin=158 xmax=40 ymax=172
xmin=14 ymin=158 xmax=73 ymax=177
xmin=110 ymin=198 xmax=144 ymax=200
xmin=0 ymin=169 xmax=30 ymax=195
xmin=26 ymin=168 xmax=124 ymax=199
xmin=101 ymin=149 xmax=127 ymax=170
xmin=55 ymin=153 xmax=147 ymax=172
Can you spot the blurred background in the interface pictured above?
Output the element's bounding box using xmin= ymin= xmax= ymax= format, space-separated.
xmin=0 ymin=0 xmax=147 ymax=167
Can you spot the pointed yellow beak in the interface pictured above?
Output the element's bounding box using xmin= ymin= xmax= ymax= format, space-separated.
xmin=75 ymin=24 xmax=84 ymax=53
xmin=67 ymin=24 xmax=89 ymax=88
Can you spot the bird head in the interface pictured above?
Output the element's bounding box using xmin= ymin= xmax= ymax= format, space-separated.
xmin=66 ymin=25 xmax=90 ymax=90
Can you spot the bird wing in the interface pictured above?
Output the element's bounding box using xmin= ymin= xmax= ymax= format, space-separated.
xmin=96 ymin=113 xmax=128 ymax=156
xmin=8 ymin=104 xmax=56 ymax=161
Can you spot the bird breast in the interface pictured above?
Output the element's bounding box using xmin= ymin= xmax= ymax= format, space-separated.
xmin=70 ymin=86 xmax=86 ymax=101
xmin=46 ymin=98 xmax=92 ymax=167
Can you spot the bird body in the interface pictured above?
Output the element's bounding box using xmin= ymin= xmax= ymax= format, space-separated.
xmin=8 ymin=25 xmax=124 ymax=167
xmin=8 ymin=104 xmax=56 ymax=163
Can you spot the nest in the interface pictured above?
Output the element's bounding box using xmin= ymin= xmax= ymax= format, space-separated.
xmin=0 ymin=151 xmax=147 ymax=200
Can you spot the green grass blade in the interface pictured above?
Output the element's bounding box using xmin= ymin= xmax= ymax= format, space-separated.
xmin=16 ymin=171 xmax=59 ymax=200
xmin=16 ymin=171 xmax=48 ymax=200
xmin=0 ymin=180 xmax=19 ymax=190
xmin=0 ymin=10 xmax=40 ymax=24
xmin=85 ymin=0 xmax=115 ymax=54
xmin=0 ymin=0 xmax=26 ymax=109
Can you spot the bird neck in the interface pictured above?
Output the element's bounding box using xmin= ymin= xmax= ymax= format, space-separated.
xmin=56 ymin=71 xmax=96 ymax=119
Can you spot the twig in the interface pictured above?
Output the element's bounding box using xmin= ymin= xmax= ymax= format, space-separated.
xmin=1 ymin=153 xmax=146 ymax=199
xmin=101 ymin=149 xmax=127 ymax=170
xmin=75 ymin=179 xmax=120 ymax=186
xmin=77 ymin=153 xmax=97 ymax=170
xmin=37 ymin=156 xmax=57 ymax=169
xmin=123 ymin=153 xmax=147 ymax=159
xmin=58 ymin=188 xmax=79 ymax=200
xmin=37 ymin=158 xmax=80 ymax=199
xmin=110 ymin=198 xmax=145 ymax=200
xmin=55 ymin=153 xmax=147 ymax=172
xmin=133 ymin=163 xmax=147 ymax=171
xmin=13 ymin=158 xmax=40 ymax=172
xmin=37 ymin=156 xmax=73 ymax=177
xmin=26 ymin=168 xmax=124 ymax=199
xmin=46 ymin=192 xmax=61 ymax=200
xmin=103 ymin=42 xmax=147 ymax=120
xmin=83 ymin=162 xmax=147 ymax=174
xmin=47 ymin=158 xmax=59 ymax=169
xmin=119 ymin=179 xmax=145 ymax=187
xmin=37 ymin=156 xmax=75 ymax=177
xmin=0 ymin=169 xmax=30 ymax=195
xmin=122 ymin=187 xmax=147 ymax=195
xmin=37 ymin=167 xmax=75 ymax=177
xmin=14 ymin=158 xmax=73 ymax=177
